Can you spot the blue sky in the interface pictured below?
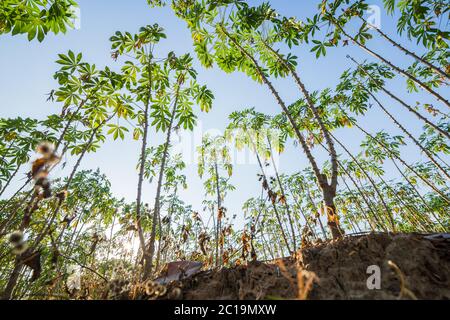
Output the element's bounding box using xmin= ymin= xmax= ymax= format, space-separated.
xmin=0 ymin=0 xmax=447 ymax=227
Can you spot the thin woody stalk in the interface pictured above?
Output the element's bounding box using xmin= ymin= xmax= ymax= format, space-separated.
xmin=358 ymin=15 xmax=449 ymax=81
xmin=144 ymin=79 xmax=182 ymax=280
xmin=136 ymin=54 xmax=153 ymax=280
xmin=347 ymin=55 xmax=450 ymax=140
xmin=329 ymin=15 xmax=450 ymax=108
xmin=220 ymin=24 xmax=343 ymax=238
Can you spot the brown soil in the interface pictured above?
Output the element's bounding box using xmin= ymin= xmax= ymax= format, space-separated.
xmin=165 ymin=233 xmax=450 ymax=300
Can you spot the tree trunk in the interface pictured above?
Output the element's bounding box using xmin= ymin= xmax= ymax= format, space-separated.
xmin=144 ymin=82 xmax=180 ymax=280
xmin=136 ymin=59 xmax=153 ymax=280
xmin=327 ymin=134 xmax=396 ymax=231
xmin=322 ymin=184 xmax=344 ymax=239
xmin=214 ymin=161 xmax=223 ymax=266
xmin=262 ymin=40 xmax=339 ymax=194
xmin=160 ymin=188 xmax=177 ymax=267
xmin=221 ymin=25 xmax=343 ymax=239
xmin=212 ymin=203 xmax=219 ymax=267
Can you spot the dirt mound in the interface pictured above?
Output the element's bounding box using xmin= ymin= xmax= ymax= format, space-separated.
xmin=166 ymin=233 xmax=450 ymax=300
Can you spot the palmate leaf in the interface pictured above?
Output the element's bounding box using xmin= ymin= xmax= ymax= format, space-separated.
xmin=26 ymin=23 xmax=46 ymax=42
xmin=310 ymin=39 xmax=331 ymax=58
xmin=3 ymin=0 xmax=79 ymax=41
xmin=147 ymin=0 xmax=166 ymax=8
xmin=121 ymin=61 xmax=139 ymax=85
xmin=56 ymin=50 xmax=82 ymax=71
xmin=216 ymin=51 xmax=238 ymax=73
xmin=133 ymin=127 xmax=142 ymax=140
xmin=176 ymin=102 xmax=197 ymax=131
xmin=115 ymin=102 xmax=134 ymax=120
xmin=55 ymin=86 xmax=80 ymax=107
xmin=383 ymin=0 xmax=396 ymax=14
xmin=110 ymin=31 xmax=135 ymax=54
xmin=150 ymin=103 xmax=171 ymax=132
xmin=107 ymin=124 xmax=129 ymax=140
xmin=194 ymin=41 xmax=214 ymax=68
xmin=354 ymin=24 xmax=373 ymax=45
xmin=194 ymin=85 xmax=214 ymax=112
